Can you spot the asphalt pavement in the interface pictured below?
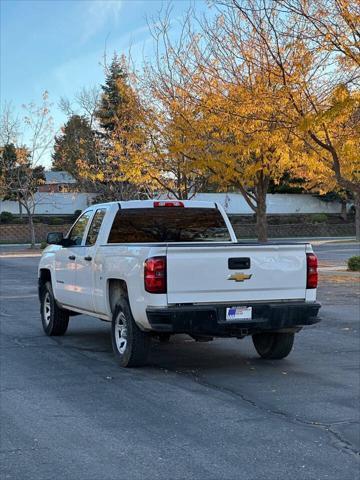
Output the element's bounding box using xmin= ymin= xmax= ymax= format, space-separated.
xmin=0 ymin=243 xmax=359 ymax=480
xmin=313 ymin=242 xmax=359 ymax=263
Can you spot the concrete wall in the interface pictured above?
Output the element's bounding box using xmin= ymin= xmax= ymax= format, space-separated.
xmin=193 ymin=193 xmax=342 ymax=214
xmin=0 ymin=192 xmax=95 ymax=215
xmin=1 ymin=192 xmax=342 ymax=216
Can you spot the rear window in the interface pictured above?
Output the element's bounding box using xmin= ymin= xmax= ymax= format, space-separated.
xmin=107 ymin=207 xmax=231 ymax=243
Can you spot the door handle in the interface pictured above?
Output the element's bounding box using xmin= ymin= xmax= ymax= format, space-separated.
xmin=84 ymin=256 xmax=92 ymax=261
xmin=228 ymin=257 xmax=251 ymax=269
xmin=68 ymin=255 xmax=76 ymax=260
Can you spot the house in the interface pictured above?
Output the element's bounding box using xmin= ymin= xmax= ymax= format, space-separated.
xmin=38 ymin=171 xmax=77 ymax=193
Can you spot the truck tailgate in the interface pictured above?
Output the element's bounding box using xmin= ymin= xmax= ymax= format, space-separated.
xmin=166 ymin=244 xmax=307 ymax=304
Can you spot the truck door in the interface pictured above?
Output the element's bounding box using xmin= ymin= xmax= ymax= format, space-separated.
xmin=75 ymin=208 xmax=107 ymax=312
xmin=54 ymin=210 xmax=93 ymax=307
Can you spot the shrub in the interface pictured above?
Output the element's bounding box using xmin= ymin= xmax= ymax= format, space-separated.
xmin=0 ymin=211 xmax=14 ymax=223
xmin=310 ymin=213 xmax=328 ymax=223
xmin=47 ymin=217 xmax=64 ymax=225
xmin=73 ymin=209 xmax=82 ymax=220
xmin=33 ymin=217 xmax=42 ymax=223
xmin=286 ymin=216 xmax=300 ymax=224
xmin=40 ymin=241 xmax=47 ymax=250
xmin=348 ymin=256 xmax=360 ymax=271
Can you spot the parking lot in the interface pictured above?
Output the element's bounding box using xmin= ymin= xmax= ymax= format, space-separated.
xmin=0 ymin=243 xmax=359 ymax=480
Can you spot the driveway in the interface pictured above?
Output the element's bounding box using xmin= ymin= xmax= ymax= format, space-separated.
xmin=0 ymin=246 xmax=359 ymax=480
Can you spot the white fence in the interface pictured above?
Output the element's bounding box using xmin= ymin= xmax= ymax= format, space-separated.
xmin=0 ymin=192 xmax=342 ymax=215
xmin=0 ymin=192 xmax=95 ymax=215
xmin=193 ymin=193 xmax=342 ymax=214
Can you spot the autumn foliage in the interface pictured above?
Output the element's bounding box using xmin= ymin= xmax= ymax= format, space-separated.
xmin=50 ymin=0 xmax=360 ymax=241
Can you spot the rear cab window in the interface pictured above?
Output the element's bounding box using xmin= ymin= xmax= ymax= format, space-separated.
xmin=107 ymin=207 xmax=231 ymax=243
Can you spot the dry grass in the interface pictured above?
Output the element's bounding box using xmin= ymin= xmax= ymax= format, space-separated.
xmin=319 ymin=272 xmax=360 ymax=284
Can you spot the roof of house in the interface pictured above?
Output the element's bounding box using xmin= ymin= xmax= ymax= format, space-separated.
xmin=44 ymin=171 xmax=77 ymax=184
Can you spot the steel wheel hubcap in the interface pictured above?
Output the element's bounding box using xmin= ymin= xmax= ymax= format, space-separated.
xmin=43 ymin=292 xmax=51 ymax=326
xmin=115 ymin=312 xmax=128 ymax=354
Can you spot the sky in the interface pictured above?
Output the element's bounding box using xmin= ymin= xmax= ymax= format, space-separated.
xmin=0 ymin=0 xmax=208 ymax=167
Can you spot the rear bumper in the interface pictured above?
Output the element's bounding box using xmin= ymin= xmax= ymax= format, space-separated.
xmin=146 ymin=301 xmax=321 ymax=336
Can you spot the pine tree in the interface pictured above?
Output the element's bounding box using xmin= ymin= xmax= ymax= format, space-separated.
xmin=96 ymin=54 xmax=129 ymax=135
xmin=0 ymin=143 xmax=18 ymax=199
xmin=77 ymin=55 xmax=148 ymax=201
xmin=52 ymin=115 xmax=96 ymax=180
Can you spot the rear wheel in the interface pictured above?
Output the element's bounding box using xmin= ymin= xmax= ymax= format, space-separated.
xmin=40 ymin=281 xmax=69 ymax=336
xmin=111 ymin=296 xmax=150 ymax=367
xmin=158 ymin=333 xmax=171 ymax=343
xmin=252 ymin=332 xmax=294 ymax=359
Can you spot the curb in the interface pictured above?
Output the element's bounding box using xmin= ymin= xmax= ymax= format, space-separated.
xmin=0 ymin=253 xmax=42 ymax=258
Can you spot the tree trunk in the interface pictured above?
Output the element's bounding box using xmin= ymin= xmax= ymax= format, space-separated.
xmin=236 ymin=171 xmax=269 ymax=242
xmin=255 ymin=172 xmax=269 ymax=242
xmin=355 ymin=192 xmax=360 ymax=242
xmin=22 ymin=203 xmax=36 ymax=248
xmin=256 ymin=194 xmax=268 ymax=242
xmin=28 ymin=213 xmax=36 ymax=248
xmin=340 ymin=200 xmax=347 ymax=221
xmin=18 ymin=200 xmax=23 ymax=220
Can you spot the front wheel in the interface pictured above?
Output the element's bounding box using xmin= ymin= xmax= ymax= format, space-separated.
xmin=252 ymin=332 xmax=294 ymax=359
xmin=111 ymin=296 xmax=150 ymax=367
xmin=40 ymin=281 xmax=69 ymax=336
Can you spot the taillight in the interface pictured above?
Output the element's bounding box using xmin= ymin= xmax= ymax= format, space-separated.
xmin=144 ymin=256 xmax=167 ymax=293
xmin=153 ymin=201 xmax=184 ymax=207
xmin=306 ymin=253 xmax=318 ymax=289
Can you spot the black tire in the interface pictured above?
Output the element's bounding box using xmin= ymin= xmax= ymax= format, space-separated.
xmin=40 ymin=281 xmax=69 ymax=336
xmin=158 ymin=333 xmax=171 ymax=344
xmin=252 ymin=332 xmax=295 ymax=359
xmin=111 ymin=296 xmax=150 ymax=367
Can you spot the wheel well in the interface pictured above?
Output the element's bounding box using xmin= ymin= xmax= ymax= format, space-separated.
xmin=108 ymin=279 xmax=128 ymax=314
xmin=39 ymin=269 xmax=51 ymax=288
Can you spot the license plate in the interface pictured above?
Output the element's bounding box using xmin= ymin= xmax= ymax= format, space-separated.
xmin=226 ymin=306 xmax=252 ymax=321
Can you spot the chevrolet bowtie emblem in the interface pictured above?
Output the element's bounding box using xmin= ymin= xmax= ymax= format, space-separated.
xmin=227 ymin=273 xmax=252 ymax=282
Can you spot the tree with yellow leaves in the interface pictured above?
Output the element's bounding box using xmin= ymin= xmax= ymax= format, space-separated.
xmin=280 ymin=0 xmax=360 ymax=69
xmin=190 ymin=79 xmax=297 ymax=242
xmin=155 ymin=0 xmax=358 ymax=238
xmin=88 ymin=48 xmax=211 ymax=200
xmin=139 ymin=97 xmax=210 ymax=199
xmin=133 ymin=53 xmax=211 ymax=199
xmin=144 ymin=8 xmax=301 ymax=241
xmin=223 ymin=0 xmax=359 ymax=239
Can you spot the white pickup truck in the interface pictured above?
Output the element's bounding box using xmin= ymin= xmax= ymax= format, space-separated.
xmin=38 ymin=200 xmax=321 ymax=367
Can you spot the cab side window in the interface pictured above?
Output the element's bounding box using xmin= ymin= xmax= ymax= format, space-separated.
xmin=68 ymin=211 xmax=93 ymax=246
xmin=86 ymin=209 xmax=107 ymax=246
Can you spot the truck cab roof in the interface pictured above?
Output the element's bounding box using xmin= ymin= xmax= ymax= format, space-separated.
xmin=86 ymin=200 xmax=219 ymax=210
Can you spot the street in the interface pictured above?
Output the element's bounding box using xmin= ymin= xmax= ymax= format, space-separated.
xmin=315 ymin=242 xmax=360 ymax=262
xmin=0 ymin=243 xmax=359 ymax=480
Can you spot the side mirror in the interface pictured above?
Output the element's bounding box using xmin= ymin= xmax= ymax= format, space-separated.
xmin=47 ymin=232 xmax=64 ymax=245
